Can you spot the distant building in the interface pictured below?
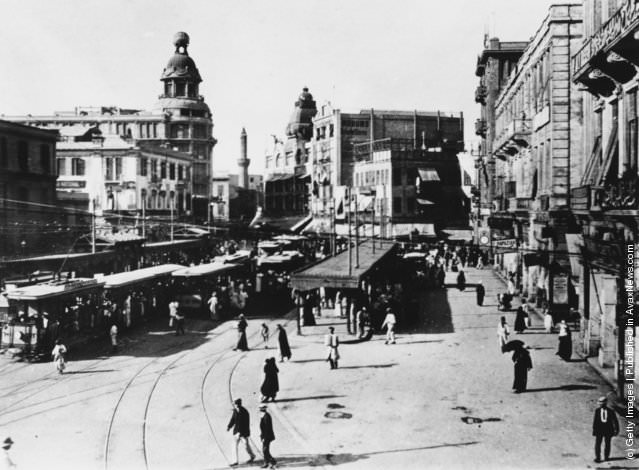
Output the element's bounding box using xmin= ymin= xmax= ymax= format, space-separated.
xmin=308 ymin=106 xmax=466 ymax=235
xmin=0 ymin=120 xmax=59 ymax=258
xmin=4 ymin=32 xmax=216 ymax=221
xmin=262 ymin=88 xmax=316 ymax=224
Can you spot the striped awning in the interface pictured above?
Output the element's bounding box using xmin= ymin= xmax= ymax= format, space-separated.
xmin=418 ymin=168 xmax=440 ymax=182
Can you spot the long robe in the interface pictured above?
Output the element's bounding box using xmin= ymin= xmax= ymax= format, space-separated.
xmin=512 ymin=348 xmax=532 ymax=392
xmin=557 ymin=326 xmax=572 ymax=361
xmin=260 ymin=360 xmax=279 ymax=400
xmin=514 ymin=307 xmax=528 ymax=333
xmin=456 ymin=272 xmax=466 ymax=291
xmin=277 ymin=327 xmax=291 ymax=360
xmin=235 ymin=318 xmax=249 ymax=351
xmin=476 ymin=284 xmax=485 ymax=306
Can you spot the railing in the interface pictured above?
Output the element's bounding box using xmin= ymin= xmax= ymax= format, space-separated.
xmin=538 ymin=195 xmax=550 ymax=211
xmin=494 ymin=118 xmax=532 ymax=153
xmin=475 ymin=85 xmax=487 ymax=104
xmin=594 ymin=178 xmax=638 ymax=211
xmin=570 ymin=185 xmax=591 ymax=211
xmin=475 ymin=119 xmax=487 ymax=137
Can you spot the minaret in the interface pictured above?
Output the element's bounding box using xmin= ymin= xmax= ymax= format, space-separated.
xmin=238 ymin=128 xmax=250 ymax=189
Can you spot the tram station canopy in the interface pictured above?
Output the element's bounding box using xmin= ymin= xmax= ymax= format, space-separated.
xmin=290 ymin=240 xmax=397 ymax=291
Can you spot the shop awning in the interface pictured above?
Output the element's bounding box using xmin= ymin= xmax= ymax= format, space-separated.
xmin=290 ymin=240 xmax=397 ymax=290
xmin=440 ymin=229 xmax=474 ymax=241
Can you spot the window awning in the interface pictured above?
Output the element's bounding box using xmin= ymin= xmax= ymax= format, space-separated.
xmin=417 ymin=198 xmax=435 ymax=205
xmin=418 ymin=168 xmax=440 ymax=182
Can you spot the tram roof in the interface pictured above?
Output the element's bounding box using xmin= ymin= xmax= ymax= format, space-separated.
xmin=100 ymin=264 xmax=186 ymax=288
xmin=172 ymin=262 xmax=240 ymax=278
xmin=6 ymin=278 xmax=104 ymax=300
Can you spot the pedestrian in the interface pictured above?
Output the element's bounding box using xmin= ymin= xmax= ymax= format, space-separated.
xmin=592 ymin=396 xmax=619 ymax=463
xmin=276 ymin=324 xmax=291 ymax=362
xmin=475 ymin=280 xmax=485 ymax=306
xmin=207 ymin=291 xmax=218 ymax=320
xmin=259 ymin=405 xmax=277 ymax=469
xmin=324 ymin=326 xmax=340 ymax=369
xmin=334 ymin=291 xmax=342 ymax=317
xmin=512 ymin=344 xmax=532 ymax=393
xmin=110 ymin=324 xmax=118 ymax=353
xmin=456 ymin=269 xmax=466 ymax=291
xmin=543 ymin=305 xmax=554 ymax=333
xmin=234 ymin=314 xmax=249 ymax=351
xmin=514 ymin=306 xmax=528 ymax=334
xmin=556 ymin=320 xmax=572 ymax=361
xmin=2 ymin=437 xmax=16 ymax=469
xmin=168 ymin=299 xmax=178 ymax=328
xmin=260 ymin=357 xmax=279 ymax=402
xmin=437 ymin=266 xmax=446 ymax=288
xmin=497 ymin=316 xmax=510 ymax=351
xmin=381 ymin=307 xmax=397 ymax=345
xmin=507 ymin=276 xmax=516 ymax=296
xmin=226 ymin=398 xmax=256 ymax=466
xmin=174 ymin=303 xmax=185 ymax=336
xmin=356 ymin=307 xmax=367 ymax=338
xmin=51 ymin=339 xmax=67 ymax=374
xmin=302 ymin=294 xmax=316 ymax=326
xmin=261 ymin=323 xmax=269 ymax=348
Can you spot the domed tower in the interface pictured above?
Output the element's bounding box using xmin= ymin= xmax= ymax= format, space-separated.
xmin=154 ymin=32 xmax=216 ymax=218
xmin=285 ymin=87 xmax=317 ymax=142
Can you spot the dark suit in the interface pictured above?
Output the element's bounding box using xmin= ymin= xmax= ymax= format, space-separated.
xmin=227 ymin=405 xmax=255 ymax=464
xmin=592 ymin=406 xmax=619 ymax=461
xmin=260 ymin=411 xmax=276 ymax=466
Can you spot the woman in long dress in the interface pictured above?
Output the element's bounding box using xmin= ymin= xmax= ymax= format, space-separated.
xmin=512 ymin=345 xmax=532 ymax=393
xmin=497 ymin=316 xmax=510 ymax=352
xmin=277 ymin=324 xmax=291 ymax=362
xmin=51 ymin=339 xmax=67 ymax=374
xmin=260 ymin=357 xmax=279 ymax=402
xmin=514 ymin=306 xmax=528 ymax=334
xmin=556 ymin=320 xmax=572 ymax=361
xmin=234 ymin=314 xmax=249 ymax=351
xmin=543 ymin=307 xmax=554 ymax=333
xmin=456 ymin=270 xmax=466 ymax=291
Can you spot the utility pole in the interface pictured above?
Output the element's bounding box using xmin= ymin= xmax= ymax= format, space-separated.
xmin=355 ymin=192 xmax=359 ymax=269
xmin=347 ymin=189 xmax=352 ymax=276
xmin=372 ymin=193 xmax=376 ymax=254
xmin=141 ymin=196 xmax=146 ymax=239
xmin=91 ymin=198 xmax=96 ymax=254
xmin=170 ymin=193 xmax=174 ymax=242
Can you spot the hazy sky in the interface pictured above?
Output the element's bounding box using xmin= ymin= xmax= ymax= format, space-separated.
xmin=1 ymin=0 xmax=558 ymax=173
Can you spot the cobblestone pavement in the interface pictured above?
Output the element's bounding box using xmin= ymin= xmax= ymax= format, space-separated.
xmin=0 ymin=267 xmax=633 ymax=470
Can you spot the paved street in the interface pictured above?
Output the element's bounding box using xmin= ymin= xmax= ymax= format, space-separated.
xmin=0 ymin=267 xmax=631 ymax=470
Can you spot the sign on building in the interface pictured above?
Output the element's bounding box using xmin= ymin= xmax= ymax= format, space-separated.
xmin=493 ymin=238 xmax=517 ymax=253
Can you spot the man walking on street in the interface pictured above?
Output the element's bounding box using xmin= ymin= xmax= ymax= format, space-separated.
xmin=592 ymin=396 xmax=619 ymax=462
xmin=2 ymin=437 xmax=16 ymax=469
xmin=324 ymin=327 xmax=340 ymax=369
xmin=476 ymin=280 xmax=485 ymax=306
xmin=110 ymin=324 xmax=118 ymax=353
xmin=259 ymin=405 xmax=277 ymax=469
xmin=382 ymin=307 xmax=396 ymax=344
xmin=227 ymin=398 xmax=256 ymax=466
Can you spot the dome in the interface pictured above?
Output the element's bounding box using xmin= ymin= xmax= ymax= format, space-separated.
xmin=296 ymin=87 xmax=315 ymax=109
xmin=161 ymin=32 xmax=202 ymax=83
xmin=286 ymin=87 xmax=317 ymax=140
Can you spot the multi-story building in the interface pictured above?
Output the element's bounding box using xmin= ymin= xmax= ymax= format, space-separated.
xmin=0 ymin=120 xmax=59 ymax=258
xmin=489 ymin=2 xmax=583 ymax=312
xmin=263 ymin=88 xmax=316 ymax=220
xmin=55 ymin=126 xmax=194 ymax=216
xmin=569 ymin=0 xmax=639 ymax=396
xmin=308 ymin=106 xmax=466 ymax=235
xmin=4 ymin=32 xmax=216 ymax=221
xmin=474 ymin=37 xmax=528 ymax=247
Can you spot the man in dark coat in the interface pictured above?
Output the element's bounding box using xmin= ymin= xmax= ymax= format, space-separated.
xmin=277 ymin=324 xmax=291 ymax=362
xmin=475 ymin=280 xmax=485 ymax=306
xmin=259 ymin=405 xmax=277 ymax=468
xmin=227 ymin=398 xmax=255 ymax=466
xmin=592 ymin=396 xmax=619 ymax=462
xmin=512 ymin=345 xmax=532 ymax=393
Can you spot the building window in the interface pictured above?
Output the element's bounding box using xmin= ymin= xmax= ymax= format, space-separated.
xmin=160 ymin=161 xmax=167 ymax=179
xmin=105 ymin=158 xmax=113 ymax=180
xmin=176 ymin=82 xmax=186 ymax=96
xmin=178 ymin=165 xmax=184 ymax=180
xmin=18 ymin=141 xmax=28 ymax=172
xmin=329 ymin=124 xmax=334 ymax=137
xmin=393 ymin=197 xmax=402 ymax=214
xmin=626 ymin=90 xmax=637 ymax=173
xmin=151 ymin=160 xmax=158 ymax=179
xmin=406 ymin=197 xmax=415 ymax=213
xmin=40 ymin=144 xmax=51 ymax=174
xmin=392 ymin=168 xmax=402 ymax=186
xmin=217 ymin=185 xmax=224 ymax=197
xmin=169 ymin=163 xmax=176 ymax=180
xmin=0 ymin=138 xmax=6 ymax=168
xmin=57 ymin=158 xmax=66 ymax=176
xmin=115 ymin=157 xmax=122 ymax=179
xmin=140 ymin=157 xmax=148 ymax=176
xmin=71 ymin=158 xmax=85 ymax=176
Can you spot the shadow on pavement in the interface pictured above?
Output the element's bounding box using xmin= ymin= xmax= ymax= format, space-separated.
xmin=275 ymin=394 xmax=345 ymax=403
xmin=63 ymin=369 xmax=115 ymax=374
xmin=291 ymin=358 xmax=326 ymax=364
xmin=268 ymin=442 xmax=480 ymax=468
xmin=338 ymin=363 xmax=397 ymax=370
xmin=525 ymin=384 xmax=597 ymax=393
xmin=401 ymin=288 xmax=454 ymax=334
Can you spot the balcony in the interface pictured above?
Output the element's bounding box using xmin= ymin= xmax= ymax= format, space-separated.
xmin=493 ymin=118 xmax=532 ymax=158
xmin=570 ymin=185 xmax=592 ymax=212
xmin=475 ymin=85 xmax=487 ymax=104
xmin=475 ymin=119 xmax=487 ymax=138
xmin=594 ymin=177 xmax=638 ymax=212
